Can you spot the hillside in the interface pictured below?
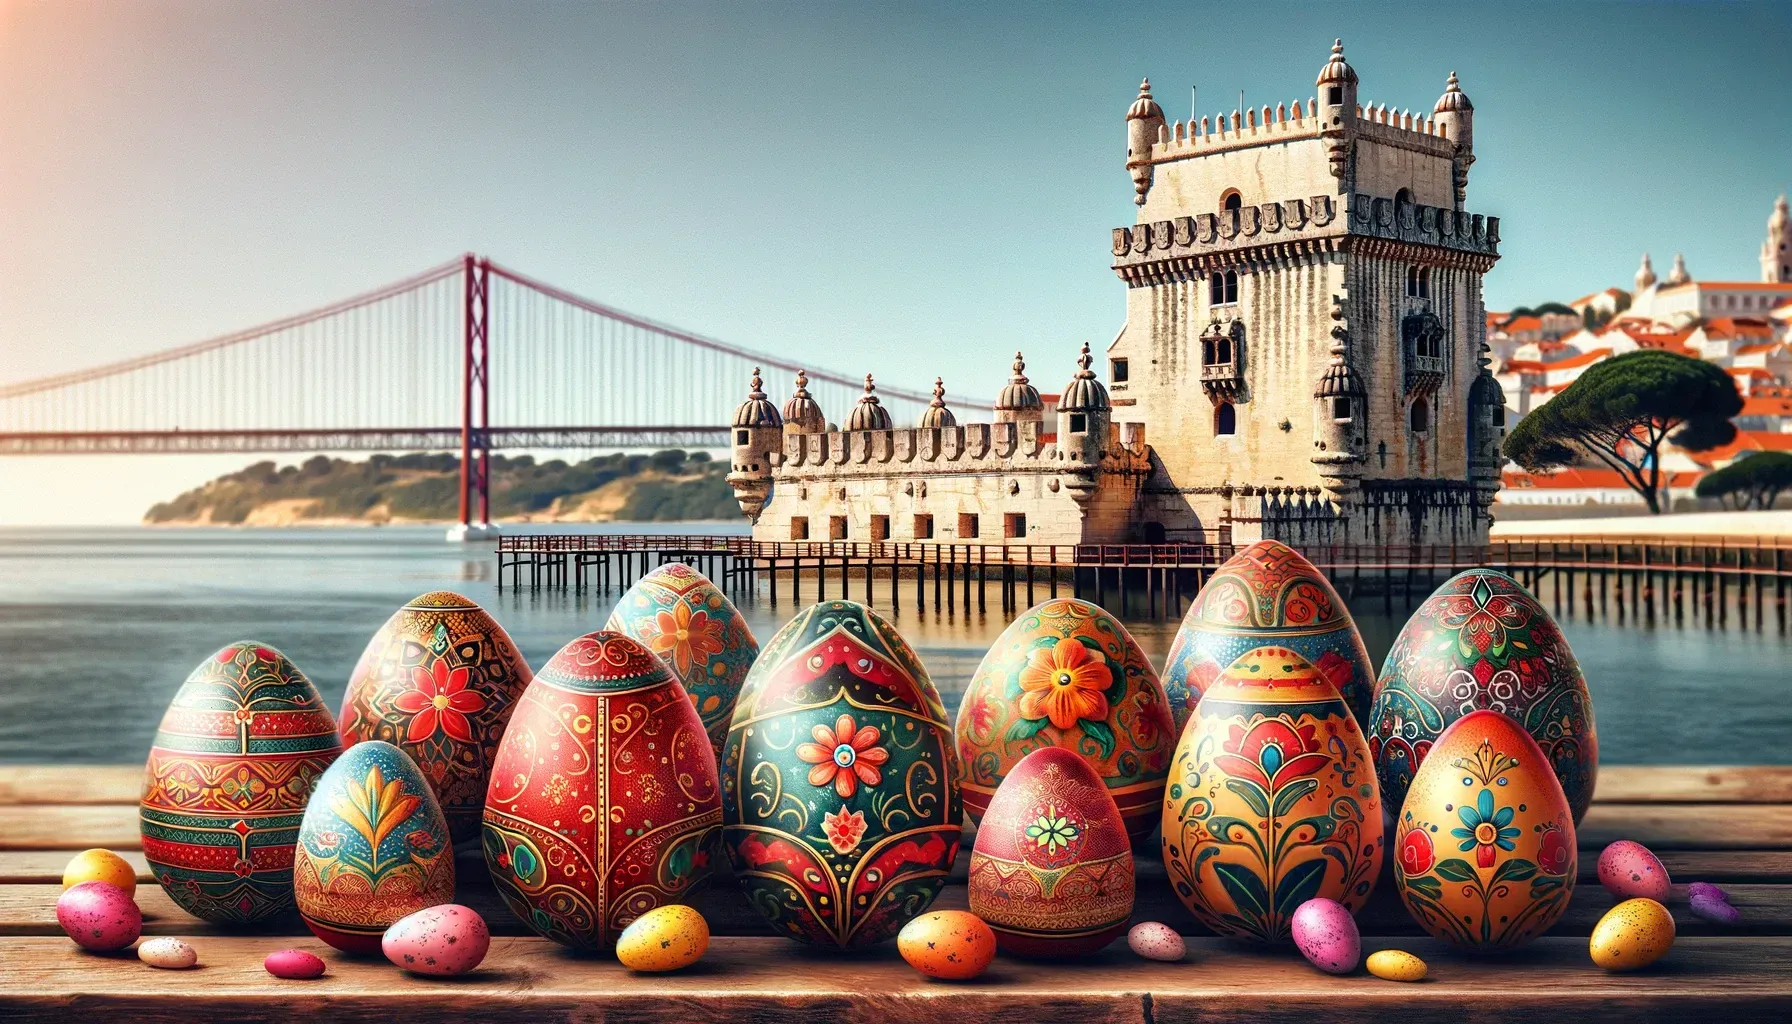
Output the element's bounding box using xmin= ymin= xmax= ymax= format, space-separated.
xmin=144 ymin=450 xmax=739 ymax=526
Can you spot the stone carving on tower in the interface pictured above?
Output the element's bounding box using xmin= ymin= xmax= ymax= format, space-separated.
xmin=1199 ymin=319 xmax=1245 ymax=401
xmin=1402 ymin=312 xmax=1447 ymax=397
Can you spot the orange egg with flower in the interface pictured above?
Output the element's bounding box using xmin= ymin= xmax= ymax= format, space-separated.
xmin=954 ymin=598 xmax=1177 ymax=844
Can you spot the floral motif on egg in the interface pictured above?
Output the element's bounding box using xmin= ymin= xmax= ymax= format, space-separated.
xmin=482 ymin=631 xmax=721 ymax=951
xmin=1162 ymin=541 xmax=1375 ymax=732
xmin=1369 ymin=569 xmax=1598 ymax=823
xmin=955 ymin=598 xmax=1175 ymax=843
xmin=338 ymin=592 xmax=532 ymax=843
xmin=140 ymin=642 xmax=342 ymax=923
xmin=605 ymin=563 xmax=759 ymax=761
xmin=1161 ymin=646 xmax=1383 ymax=943
xmin=722 ymin=601 xmax=960 ymax=948
xmin=293 ymin=741 xmax=454 ymax=953
xmin=1392 ymin=711 xmax=1577 ymax=950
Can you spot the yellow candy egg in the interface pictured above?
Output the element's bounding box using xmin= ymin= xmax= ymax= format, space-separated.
xmin=1365 ymin=949 xmax=1428 ymax=982
xmin=897 ymin=911 xmax=998 ymax=980
xmin=62 ymin=849 xmax=136 ymax=896
xmin=616 ymin=905 xmax=710 ymax=972
xmin=1590 ymin=898 xmax=1675 ymax=971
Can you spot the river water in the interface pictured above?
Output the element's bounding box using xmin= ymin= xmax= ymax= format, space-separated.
xmin=0 ymin=525 xmax=1784 ymax=764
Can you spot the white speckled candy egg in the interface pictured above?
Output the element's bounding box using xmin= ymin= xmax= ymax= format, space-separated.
xmin=615 ymin=904 xmax=710 ymax=972
xmin=1126 ymin=921 xmax=1186 ymax=962
xmin=1291 ymin=898 xmax=1361 ymax=974
xmin=382 ymin=904 xmax=491 ymax=976
xmin=138 ymin=937 xmax=198 ymax=969
xmin=56 ymin=881 xmax=141 ymax=952
xmin=1590 ymin=897 xmax=1675 ymax=971
xmin=1597 ymin=840 xmax=1670 ymax=900
xmin=1365 ymin=949 xmax=1427 ymax=982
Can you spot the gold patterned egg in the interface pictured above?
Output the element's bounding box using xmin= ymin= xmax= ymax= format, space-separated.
xmin=1392 ymin=709 xmax=1577 ymax=950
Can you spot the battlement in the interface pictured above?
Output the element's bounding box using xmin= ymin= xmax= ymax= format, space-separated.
xmin=1147 ymin=97 xmax=1454 ymax=166
xmin=773 ymin=418 xmax=1148 ymax=477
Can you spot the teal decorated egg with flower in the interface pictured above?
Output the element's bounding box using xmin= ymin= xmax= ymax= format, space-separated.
xmin=721 ymin=601 xmax=959 ymax=947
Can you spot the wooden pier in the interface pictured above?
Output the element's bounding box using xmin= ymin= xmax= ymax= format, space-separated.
xmin=498 ymin=532 xmax=1792 ymax=626
xmin=2 ymin=763 xmax=1789 ymax=1021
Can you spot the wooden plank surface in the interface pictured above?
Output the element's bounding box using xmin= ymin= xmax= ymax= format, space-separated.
xmin=0 ymin=765 xmax=139 ymax=805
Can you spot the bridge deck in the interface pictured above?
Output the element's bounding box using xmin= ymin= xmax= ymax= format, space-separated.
xmin=1 ymin=764 xmax=1788 ymax=1022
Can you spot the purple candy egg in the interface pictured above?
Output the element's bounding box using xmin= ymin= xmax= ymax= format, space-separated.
xmin=1686 ymin=882 xmax=1729 ymax=902
xmin=265 ymin=949 xmax=328 ymax=979
xmin=1688 ymin=894 xmax=1742 ymax=926
xmin=1291 ymin=898 xmax=1360 ymax=975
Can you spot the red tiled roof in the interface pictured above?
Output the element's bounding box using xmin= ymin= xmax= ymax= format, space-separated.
xmin=1504 ymin=315 xmax=1543 ymax=332
xmin=1735 ymin=341 xmax=1780 ymax=356
xmin=1695 ymin=282 xmax=1792 ymax=292
xmin=1683 ymin=430 xmax=1792 ymax=466
xmin=1501 ymin=468 xmax=1702 ymax=490
xmin=1740 ymin=396 xmax=1792 ymax=417
xmin=1705 ymin=317 xmax=1775 ymax=339
xmin=1543 ymin=347 xmax=1612 ymax=370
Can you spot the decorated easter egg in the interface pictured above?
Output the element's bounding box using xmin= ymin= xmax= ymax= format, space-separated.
xmin=898 ymin=911 xmax=998 ymax=979
xmin=56 ymin=881 xmax=141 ymax=951
xmin=338 ymin=591 xmax=532 ymax=843
xmin=606 ymin=563 xmax=759 ymax=761
xmin=955 ymin=598 xmax=1176 ymax=843
xmin=1292 ymin=897 xmax=1361 ymax=974
xmin=1590 ymin=898 xmax=1675 ymax=970
xmin=1161 ymin=646 xmax=1383 ymax=943
xmin=293 ymin=740 xmax=455 ymax=954
xmin=1368 ymin=569 xmax=1597 ymax=823
xmin=617 ymin=904 xmax=711 ymax=972
xmin=969 ymin=746 xmax=1134 ymax=956
xmin=1161 ymin=541 xmax=1374 ymax=733
xmin=1126 ymin=921 xmax=1186 ymax=962
xmin=383 ymin=904 xmax=491 ymax=976
xmin=1393 ymin=710 xmax=1576 ymax=950
xmin=1598 ymin=840 xmax=1670 ymax=900
xmin=723 ymin=600 xmax=960 ymax=948
xmin=483 ymin=631 xmax=721 ymax=951
xmin=140 ymin=642 xmax=341 ymax=923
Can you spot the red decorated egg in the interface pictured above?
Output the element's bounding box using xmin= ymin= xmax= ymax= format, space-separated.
xmin=969 ymin=746 xmax=1134 ymax=956
xmin=338 ymin=591 xmax=532 ymax=843
xmin=483 ymin=631 xmax=721 ymax=950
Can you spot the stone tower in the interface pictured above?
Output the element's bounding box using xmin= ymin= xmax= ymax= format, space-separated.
xmin=1105 ymin=40 xmax=1501 ymax=546
xmin=727 ymin=368 xmax=782 ymax=522
xmin=1765 ymin=195 xmax=1791 ymax=284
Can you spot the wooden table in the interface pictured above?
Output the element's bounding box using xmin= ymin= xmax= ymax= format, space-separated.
xmin=2 ymin=764 xmax=1789 ymax=1022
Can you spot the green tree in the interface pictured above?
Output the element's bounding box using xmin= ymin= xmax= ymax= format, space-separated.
xmin=1504 ymin=350 xmax=1742 ymax=514
xmin=1695 ymin=452 xmax=1792 ymax=510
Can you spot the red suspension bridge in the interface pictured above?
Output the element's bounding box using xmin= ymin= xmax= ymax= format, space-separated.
xmin=0 ymin=254 xmax=973 ymax=530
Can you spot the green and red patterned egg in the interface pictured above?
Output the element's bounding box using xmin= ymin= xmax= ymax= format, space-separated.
xmin=1368 ymin=569 xmax=1597 ymax=823
xmin=722 ymin=600 xmax=960 ymax=948
xmin=483 ymin=631 xmax=721 ymax=951
xmin=293 ymin=740 xmax=455 ymax=953
xmin=338 ymin=591 xmax=533 ymax=844
xmin=954 ymin=598 xmax=1175 ymax=844
xmin=1161 ymin=540 xmax=1374 ymax=732
xmin=605 ymin=564 xmax=759 ymax=762
xmin=140 ymin=642 xmax=341 ymax=923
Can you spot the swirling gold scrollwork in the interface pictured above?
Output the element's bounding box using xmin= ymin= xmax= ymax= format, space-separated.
xmin=905 ymin=757 xmax=940 ymax=821
xmin=748 ymin=760 xmax=808 ymax=833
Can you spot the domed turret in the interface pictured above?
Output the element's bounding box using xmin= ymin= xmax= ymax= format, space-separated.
xmin=1125 ymin=79 xmax=1166 ymax=206
xmin=994 ymin=351 xmax=1045 ymax=424
xmin=1764 ymin=195 xmax=1791 ymax=283
xmin=844 ymin=374 xmax=893 ymax=432
xmin=1315 ymin=40 xmax=1358 ymax=178
xmin=917 ymin=378 xmax=956 ymax=429
xmin=1635 ymin=252 xmax=1658 ymax=292
xmin=1057 ymin=343 xmax=1110 ymax=414
xmin=1312 ymin=296 xmax=1366 ymax=499
xmin=1055 ymin=344 xmax=1112 ymax=505
xmin=732 ymin=367 xmax=781 ymax=429
xmin=1467 ymin=340 xmax=1508 ymax=526
xmin=1433 ymin=71 xmax=1475 ymax=204
xmin=1667 ymin=252 xmax=1691 ymax=287
xmin=726 ymin=368 xmax=781 ymax=522
xmin=781 ymin=368 xmax=825 ymax=435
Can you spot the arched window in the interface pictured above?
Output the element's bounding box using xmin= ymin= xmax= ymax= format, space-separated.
xmin=1406 ymin=265 xmax=1431 ymax=298
xmin=1394 ymin=187 xmax=1413 ymax=209
xmin=1410 ymin=397 xmax=1430 ymax=433
xmin=1215 ymin=334 xmax=1232 ymax=364
xmin=1418 ymin=267 xmax=1430 ymax=298
xmin=1492 ymin=405 xmax=1506 ymax=427
xmin=1215 ymin=402 xmax=1237 ymax=435
xmin=1224 ymin=271 xmax=1239 ymax=303
xmin=1208 ymin=270 xmax=1239 ymax=305
xmin=1221 ymin=190 xmax=1242 ymax=212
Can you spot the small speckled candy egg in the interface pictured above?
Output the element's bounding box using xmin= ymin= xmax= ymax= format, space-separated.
xmin=63 ymin=849 xmax=137 ymax=896
xmin=138 ymin=937 xmax=197 ymax=969
xmin=616 ymin=905 xmax=710 ymax=972
xmin=264 ymin=949 xmax=327 ymax=979
xmin=1597 ymin=840 xmax=1670 ymax=900
xmin=56 ymin=881 xmax=141 ymax=952
xmin=1590 ymin=898 xmax=1675 ymax=971
xmin=1689 ymin=894 xmax=1742 ymax=926
xmin=1686 ymin=881 xmax=1729 ymax=902
xmin=1126 ymin=921 xmax=1186 ymax=962
xmin=1364 ymin=949 xmax=1427 ymax=982
xmin=899 ymin=911 xmax=998 ymax=980
xmin=383 ymin=904 xmax=491 ymax=976
xmin=1292 ymin=898 xmax=1361 ymax=974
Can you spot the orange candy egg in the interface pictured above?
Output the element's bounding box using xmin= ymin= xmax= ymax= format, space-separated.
xmin=897 ymin=911 xmax=997 ymax=980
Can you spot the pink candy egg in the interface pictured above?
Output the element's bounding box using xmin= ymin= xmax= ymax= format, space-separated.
xmin=1597 ymin=840 xmax=1670 ymax=900
xmin=382 ymin=904 xmax=491 ymax=976
xmin=1291 ymin=898 xmax=1360 ymax=974
xmin=1126 ymin=921 xmax=1187 ymax=962
xmin=264 ymin=949 xmax=328 ymax=980
xmin=56 ymin=881 xmax=141 ymax=952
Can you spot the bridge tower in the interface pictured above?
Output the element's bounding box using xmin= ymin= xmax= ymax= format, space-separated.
xmin=451 ymin=255 xmax=495 ymax=542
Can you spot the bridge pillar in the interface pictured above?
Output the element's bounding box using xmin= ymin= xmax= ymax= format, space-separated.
xmin=456 ymin=254 xmax=493 ymax=541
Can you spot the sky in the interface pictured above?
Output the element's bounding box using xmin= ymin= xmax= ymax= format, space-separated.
xmin=1 ymin=0 xmax=1789 ymax=525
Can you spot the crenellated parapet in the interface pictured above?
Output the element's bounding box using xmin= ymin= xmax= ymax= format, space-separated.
xmin=768 ymin=417 xmax=1150 ymax=484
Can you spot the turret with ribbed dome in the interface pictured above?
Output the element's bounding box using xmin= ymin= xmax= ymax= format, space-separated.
xmin=1125 ymin=79 xmax=1166 ymax=206
xmin=917 ymin=378 xmax=956 ymax=429
xmin=1316 ymin=39 xmax=1358 ymax=178
xmin=731 ymin=367 xmax=781 ymax=429
xmin=781 ymin=368 xmax=825 ymax=435
xmin=1433 ymin=71 xmax=1475 ymax=203
xmin=726 ymin=368 xmax=781 ymax=523
xmin=844 ymin=374 xmax=894 ymax=432
xmin=1056 ymin=343 xmax=1110 ymax=413
xmin=994 ymin=351 xmax=1044 ymax=424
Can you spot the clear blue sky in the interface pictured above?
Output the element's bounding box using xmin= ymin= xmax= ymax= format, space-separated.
xmin=0 ymin=0 xmax=1788 ymax=521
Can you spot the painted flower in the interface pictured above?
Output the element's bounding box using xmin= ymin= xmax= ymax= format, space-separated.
xmin=1399 ymin=827 xmax=1435 ymax=876
xmin=1537 ymin=823 xmax=1571 ymax=875
xmin=1025 ymin=805 xmax=1079 ymax=854
xmin=647 ymin=601 xmax=724 ymax=676
xmin=1452 ymin=788 xmax=1521 ymax=868
xmin=1017 ymin=638 xmax=1111 ymax=730
xmin=1214 ymin=716 xmax=1332 ymax=791
xmin=822 ymin=807 xmax=867 ymax=855
xmin=394 ymin=660 xmax=487 ymax=744
xmin=1436 ymin=575 xmax=1530 ymax=659
xmin=796 ymin=714 xmax=889 ymax=798
xmin=314 ymin=829 xmax=343 ymax=853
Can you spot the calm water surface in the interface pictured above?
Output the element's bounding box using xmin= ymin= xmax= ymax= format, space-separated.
xmin=1 ymin=525 xmax=1785 ymax=764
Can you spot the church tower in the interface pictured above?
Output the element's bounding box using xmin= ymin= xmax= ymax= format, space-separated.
xmin=1765 ymin=195 xmax=1791 ymax=284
